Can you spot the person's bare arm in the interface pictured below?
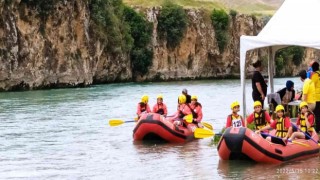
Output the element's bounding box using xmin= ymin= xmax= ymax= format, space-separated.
xmin=302 ymin=94 xmax=307 ymax=101
xmin=256 ymin=82 xmax=265 ymax=100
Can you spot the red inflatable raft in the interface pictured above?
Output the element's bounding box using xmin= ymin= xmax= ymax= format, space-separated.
xmin=218 ymin=127 xmax=319 ymax=163
xmin=133 ymin=113 xmax=195 ymax=143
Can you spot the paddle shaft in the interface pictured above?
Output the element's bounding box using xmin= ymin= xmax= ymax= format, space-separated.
xmin=123 ymin=120 xmax=136 ymax=123
xmin=201 ymin=122 xmax=213 ymax=130
xmin=261 ymin=133 xmax=281 ymax=140
xmin=291 ymin=123 xmax=318 ymax=144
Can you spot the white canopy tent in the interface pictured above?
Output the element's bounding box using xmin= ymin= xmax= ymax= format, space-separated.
xmin=240 ymin=0 xmax=320 ymax=116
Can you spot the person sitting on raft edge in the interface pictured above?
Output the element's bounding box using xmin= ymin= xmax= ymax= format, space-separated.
xmin=226 ymin=101 xmax=245 ymax=128
xmin=171 ymin=94 xmax=197 ymax=132
xmin=136 ymin=94 xmax=151 ymax=120
xmin=277 ymin=80 xmax=295 ymax=111
xmin=288 ymin=101 xmax=315 ymax=141
xmin=246 ymin=101 xmax=272 ymax=132
xmin=255 ymin=105 xmax=292 ymax=146
xmin=152 ymin=94 xmax=168 ymax=117
xmin=189 ymin=95 xmax=203 ymax=128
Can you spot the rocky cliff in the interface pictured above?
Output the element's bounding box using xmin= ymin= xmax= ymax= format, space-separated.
xmin=0 ymin=1 xmax=318 ymax=91
xmin=138 ymin=7 xmax=264 ymax=81
xmin=0 ymin=0 xmax=132 ymax=91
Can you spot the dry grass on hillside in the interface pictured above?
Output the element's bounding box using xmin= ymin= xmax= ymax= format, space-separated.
xmin=123 ymin=0 xmax=285 ymax=15
xmin=123 ymin=0 xmax=224 ymax=10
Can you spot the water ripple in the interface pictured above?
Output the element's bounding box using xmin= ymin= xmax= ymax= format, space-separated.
xmin=0 ymin=78 xmax=318 ymax=179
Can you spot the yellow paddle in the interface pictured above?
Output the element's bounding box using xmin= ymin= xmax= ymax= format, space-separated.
xmin=202 ymin=122 xmax=213 ymax=130
xmin=194 ymin=128 xmax=215 ymax=138
xmin=109 ymin=116 xmax=140 ymax=127
xmin=109 ymin=119 xmax=136 ymax=126
xmin=291 ymin=123 xmax=320 ymax=146
xmin=261 ymin=133 xmax=310 ymax=147
xmin=290 ymin=140 xmax=311 ymax=147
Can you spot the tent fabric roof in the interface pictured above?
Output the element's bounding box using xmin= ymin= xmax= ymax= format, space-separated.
xmin=241 ymin=0 xmax=320 ymax=53
xmin=240 ymin=0 xmax=320 ymax=116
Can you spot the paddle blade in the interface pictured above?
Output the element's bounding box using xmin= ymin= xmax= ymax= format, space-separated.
xmin=202 ymin=122 xmax=213 ymax=130
xmin=184 ymin=114 xmax=193 ymax=123
xmin=109 ymin=119 xmax=125 ymax=126
xmin=194 ymin=128 xmax=215 ymax=138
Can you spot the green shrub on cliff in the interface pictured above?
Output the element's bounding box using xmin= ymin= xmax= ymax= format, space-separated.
xmin=291 ymin=47 xmax=305 ymax=66
xmin=275 ymin=55 xmax=285 ymax=76
xmin=90 ymin=0 xmax=153 ymax=75
xmin=229 ymin=9 xmax=238 ymax=18
xmin=275 ymin=46 xmax=305 ymax=76
xmin=131 ymin=49 xmax=153 ymax=75
xmin=211 ymin=9 xmax=229 ymax=53
xmin=90 ymin=0 xmax=133 ymax=54
xmin=158 ymin=2 xmax=188 ymax=49
xmin=123 ymin=6 xmax=153 ymax=74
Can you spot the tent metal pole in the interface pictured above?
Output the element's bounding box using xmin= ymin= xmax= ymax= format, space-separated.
xmin=271 ymin=48 xmax=276 ymax=93
xmin=240 ymin=50 xmax=246 ymax=119
xmin=268 ymin=47 xmax=274 ymax=93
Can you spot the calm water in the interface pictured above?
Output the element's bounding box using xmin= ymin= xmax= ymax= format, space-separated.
xmin=0 ymin=78 xmax=319 ymax=179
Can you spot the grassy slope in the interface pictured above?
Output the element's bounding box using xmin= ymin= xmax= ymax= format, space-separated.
xmin=123 ymin=0 xmax=284 ymax=15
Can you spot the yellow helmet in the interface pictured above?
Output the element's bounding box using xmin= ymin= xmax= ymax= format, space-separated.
xmin=191 ymin=95 xmax=198 ymax=100
xmin=141 ymin=95 xmax=149 ymax=104
xmin=178 ymin=94 xmax=186 ymax=104
xmin=157 ymin=94 xmax=163 ymax=99
xmin=183 ymin=114 xmax=193 ymax=123
xmin=230 ymin=101 xmax=240 ymax=109
xmin=275 ymin=105 xmax=285 ymax=112
xmin=299 ymin=101 xmax=308 ymax=109
xmin=253 ymin=101 xmax=262 ymax=108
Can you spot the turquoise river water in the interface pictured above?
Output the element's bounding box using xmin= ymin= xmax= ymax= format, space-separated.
xmin=0 ymin=77 xmax=319 ymax=179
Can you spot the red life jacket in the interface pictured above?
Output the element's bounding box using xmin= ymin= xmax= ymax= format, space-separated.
xmin=187 ymin=103 xmax=202 ymax=119
xmin=155 ymin=103 xmax=165 ymax=115
xmin=139 ymin=102 xmax=147 ymax=113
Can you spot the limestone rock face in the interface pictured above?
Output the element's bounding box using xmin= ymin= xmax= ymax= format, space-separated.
xmin=140 ymin=8 xmax=263 ymax=81
xmin=1 ymin=2 xmax=316 ymax=91
xmin=142 ymin=8 xmax=319 ymax=80
xmin=0 ymin=1 xmax=132 ymax=91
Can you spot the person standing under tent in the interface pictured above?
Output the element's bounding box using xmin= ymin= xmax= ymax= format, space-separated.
xmin=299 ymin=70 xmax=316 ymax=111
xmin=310 ymin=61 xmax=320 ymax=133
xmin=251 ymin=60 xmax=268 ymax=108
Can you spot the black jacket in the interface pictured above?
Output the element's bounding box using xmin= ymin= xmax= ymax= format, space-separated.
xmin=277 ymin=87 xmax=295 ymax=102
